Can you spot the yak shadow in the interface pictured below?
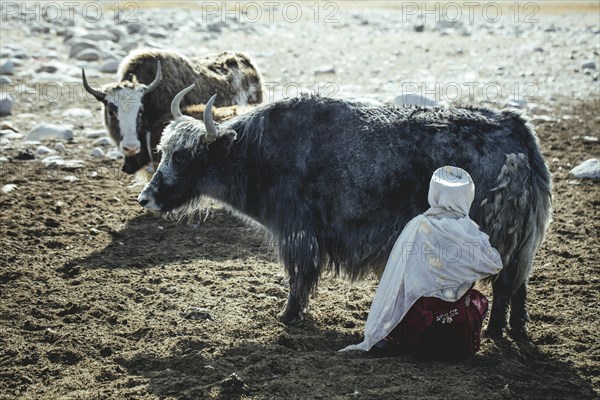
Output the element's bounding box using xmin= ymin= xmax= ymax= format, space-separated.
xmin=117 ymin=324 xmax=598 ymax=400
xmin=70 ymin=208 xmax=275 ymax=270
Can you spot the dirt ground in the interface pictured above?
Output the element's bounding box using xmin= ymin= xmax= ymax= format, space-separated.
xmin=1 ymin=94 xmax=598 ymax=399
xmin=1 ymin=1 xmax=600 ymax=398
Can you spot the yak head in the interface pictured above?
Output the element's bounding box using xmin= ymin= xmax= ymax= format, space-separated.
xmin=137 ymin=84 xmax=237 ymax=213
xmin=82 ymin=61 xmax=162 ymax=157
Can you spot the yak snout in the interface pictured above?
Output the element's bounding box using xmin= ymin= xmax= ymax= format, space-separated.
xmin=137 ymin=185 xmax=160 ymax=211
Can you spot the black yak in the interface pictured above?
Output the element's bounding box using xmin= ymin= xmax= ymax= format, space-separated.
xmin=138 ymin=86 xmax=552 ymax=338
xmin=81 ymin=48 xmax=264 ymax=173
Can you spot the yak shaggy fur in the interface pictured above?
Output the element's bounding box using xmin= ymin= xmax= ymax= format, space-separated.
xmin=148 ymin=95 xmax=552 ymax=335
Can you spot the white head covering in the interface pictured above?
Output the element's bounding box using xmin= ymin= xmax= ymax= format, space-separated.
xmin=341 ymin=166 xmax=503 ymax=352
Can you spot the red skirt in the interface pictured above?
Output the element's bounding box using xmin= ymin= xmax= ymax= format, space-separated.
xmin=370 ymin=289 xmax=488 ymax=360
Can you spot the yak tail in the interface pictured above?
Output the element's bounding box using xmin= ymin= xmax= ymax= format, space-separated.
xmin=480 ymin=119 xmax=552 ymax=292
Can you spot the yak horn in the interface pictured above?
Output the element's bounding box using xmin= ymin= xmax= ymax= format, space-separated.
xmin=81 ymin=69 xmax=106 ymax=100
xmin=171 ymin=84 xmax=195 ymax=118
xmin=145 ymin=60 xmax=162 ymax=93
xmin=204 ymin=94 xmax=218 ymax=143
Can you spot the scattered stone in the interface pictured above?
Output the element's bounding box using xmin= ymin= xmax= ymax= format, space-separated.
xmin=0 ymin=94 xmax=15 ymax=116
xmin=36 ymin=65 xmax=58 ymax=74
xmin=36 ymin=146 xmax=53 ymax=155
xmin=15 ymin=150 xmax=35 ymax=160
xmin=0 ymin=137 xmax=10 ymax=146
xmin=394 ymin=94 xmax=439 ymax=107
xmin=75 ymin=49 xmax=101 ymax=62
xmin=1 ymin=122 xmax=19 ymax=132
xmin=42 ymin=157 xmax=85 ymax=169
xmin=414 ymin=24 xmax=424 ymax=32
xmin=582 ymin=136 xmax=598 ymax=143
xmin=533 ymin=115 xmax=554 ymax=122
xmin=2 ymin=184 xmax=18 ymax=194
xmin=0 ymin=60 xmax=15 ymax=75
xmin=107 ymin=149 xmax=123 ymax=160
xmin=533 ymin=47 xmax=544 ymax=52
xmin=92 ymin=137 xmax=112 ymax=147
xmin=69 ymin=41 xmax=99 ymax=58
xmin=100 ymin=59 xmax=119 ymax=74
xmin=569 ymin=158 xmax=600 ymax=179
xmin=54 ymin=142 xmax=66 ymax=154
xmin=505 ymin=99 xmax=527 ymax=109
xmin=81 ymin=32 xmax=118 ymax=42
xmin=91 ymin=147 xmax=105 ymax=157
xmin=126 ymin=23 xmax=147 ymax=35
xmin=180 ymin=307 xmax=213 ymax=320
xmin=84 ymin=130 xmax=107 ymax=139
xmin=582 ymin=61 xmax=596 ymax=70
xmin=62 ymin=108 xmax=93 ymax=118
xmin=314 ymin=65 xmax=336 ymax=75
xmin=27 ymin=124 xmax=74 ymax=141
xmin=0 ymin=156 xmax=8 ymax=163
xmin=0 ymin=75 xmax=12 ymax=84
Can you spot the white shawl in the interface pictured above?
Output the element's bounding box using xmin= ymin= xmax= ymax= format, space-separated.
xmin=341 ymin=166 xmax=503 ymax=352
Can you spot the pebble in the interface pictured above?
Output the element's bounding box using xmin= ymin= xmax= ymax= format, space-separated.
xmin=569 ymin=158 xmax=600 ymax=179
xmin=54 ymin=142 xmax=66 ymax=153
xmin=36 ymin=146 xmax=53 ymax=155
xmin=91 ymin=147 xmax=105 ymax=157
xmin=0 ymin=76 xmax=12 ymax=84
xmin=42 ymin=157 xmax=85 ymax=169
xmin=394 ymin=94 xmax=439 ymax=107
xmin=314 ymin=65 xmax=336 ymax=75
xmin=2 ymin=184 xmax=18 ymax=194
xmin=126 ymin=23 xmax=147 ymax=35
xmin=107 ymin=149 xmax=123 ymax=160
xmin=0 ymin=94 xmax=16 ymax=116
xmin=582 ymin=61 xmax=596 ymax=70
xmin=0 ymin=60 xmax=15 ymax=75
xmin=15 ymin=150 xmax=35 ymax=160
xmin=84 ymin=130 xmax=107 ymax=139
xmin=81 ymin=32 xmax=119 ymax=42
xmin=62 ymin=108 xmax=93 ymax=118
xmin=92 ymin=137 xmax=112 ymax=147
xmin=100 ymin=59 xmax=119 ymax=74
xmin=26 ymin=124 xmax=74 ymax=141
xmin=582 ymin=136 xmax=598 ymax=143
xmin=69 ymin=41 xmax=99 ymax=58
xmin=75 ymin=49 xmax=101 ymax=62
xmin=180 ymin=307 xmax=213 ymax=320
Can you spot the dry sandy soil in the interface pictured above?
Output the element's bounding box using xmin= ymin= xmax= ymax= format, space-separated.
xmin=1 ymin=2 xmax=599 ymax=399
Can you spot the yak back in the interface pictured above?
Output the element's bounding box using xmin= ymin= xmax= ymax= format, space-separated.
xmin=223 ymin=95 xmax=546 ymax=279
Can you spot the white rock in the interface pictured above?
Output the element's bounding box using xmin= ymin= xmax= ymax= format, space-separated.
xmin=107 ymin=149 xmax=124 ymax=160
xmin=394 ymin=94 xmax=439 ymax=107
xmin=100 ymin=59 xmax=119 ymax=73
xmin=0 ymin=60 xmax=15 ymax=75
xmin=0 ymin=156 xmax=8 ymax=163
xmin=62 ymin=108 xmax=93 ymax=118
xmin=36 ymin=146 xmax=53 ymax=155
xmin=84 ymin=129 xmax=107 ymax=139
xmin=91 ymin=147 xmax=105 ymax=157
xmin=314 ymin=65 xmax=336 ymax=75
xmin=81 ymin=32 xmax=118 ymax=42
xmin=2 ymin=184 xmax=18 ymax=194
xmin=0 ymin=94 xmax=15 ymax=116
xmin=42 ymin=157 xmax=85 ymax=169
xmin=93 ymin=137 xmax=112 ymax=146
xmin=0 ymin=137 xmax=9 ymax=146
xmin=26 ymin=123 xmax=74 ymax=141
xmin=582 ymin=136 xmax=598 ymax=143
xmin=75 ymin=49 xmax=101 ymax=62
xmin=54 ymin=142 xmax=66 ymax=153
xmin=0 ymin=75 xmax=12 ymax=84
xmin=1 ymin=131 xmax=23 ymax=139
xmin=569 ymin=158 xmax=600 ymax=179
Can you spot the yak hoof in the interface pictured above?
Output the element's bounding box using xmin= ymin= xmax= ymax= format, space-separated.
xmin=508 ymin=325 xmax=529 ymax=341
xmin=277 ymin=309 xmax=304 ymax=326
xmin=484 ymin=326 xmax=504 ymax=340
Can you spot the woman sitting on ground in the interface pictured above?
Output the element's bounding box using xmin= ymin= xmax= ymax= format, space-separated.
xmin=341 ymin=166 xmax=502 ymax=360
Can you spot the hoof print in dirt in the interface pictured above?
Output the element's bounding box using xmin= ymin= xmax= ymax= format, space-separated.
xmin=180 ymin=307 xmax=213 ymax=321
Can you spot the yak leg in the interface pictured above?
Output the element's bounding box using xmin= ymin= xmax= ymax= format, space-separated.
xmin=486 ymin=275 xmax=511 ymax=339
xmin=277 ymin=231 xmax=322 ymax=325
xmin=508 ymin=283 xmax=530 ymax=340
